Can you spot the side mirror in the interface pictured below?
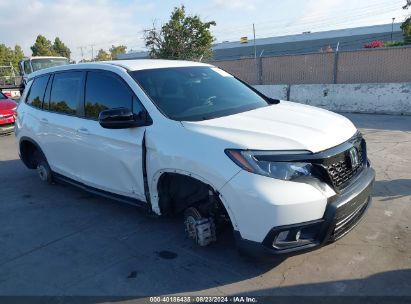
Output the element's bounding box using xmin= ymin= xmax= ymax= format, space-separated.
xmin=98 ymin=107 xmax=152 ymax=129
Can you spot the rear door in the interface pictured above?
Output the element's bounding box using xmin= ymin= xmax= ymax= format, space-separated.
xmin=75 ymin=70 xmax=147 ymax=201
xmin=40 ymin=71 xmax=85 ymax=180
xmin=23 ymin=74 xmax=50 ymax=147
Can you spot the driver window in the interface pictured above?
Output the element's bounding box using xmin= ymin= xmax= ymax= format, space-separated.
xmin=85 ymin=71 xmax=133 ymax=120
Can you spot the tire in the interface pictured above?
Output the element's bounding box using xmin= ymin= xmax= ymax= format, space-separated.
xmin=33 ymin=151 xmax=53 ymax=184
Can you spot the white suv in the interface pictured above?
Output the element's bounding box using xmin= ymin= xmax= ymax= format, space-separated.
xmin=15 ymin=60 xmax=375 ymax=256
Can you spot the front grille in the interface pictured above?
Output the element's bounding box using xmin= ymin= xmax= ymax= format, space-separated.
xmin=323 ymin=139 xmax=366 ymax=191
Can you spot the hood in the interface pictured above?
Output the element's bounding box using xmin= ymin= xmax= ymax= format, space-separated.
xmin=182 ymin=101 xmax=357 ymax=153
xmin=0 ymin=98 xmax=17 ymax=112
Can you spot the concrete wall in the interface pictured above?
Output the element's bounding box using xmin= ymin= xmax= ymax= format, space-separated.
xmin=254 ymin=83 xmax=411 ymax=116
xmin=254 ymin=85 xmax=289 ymax=100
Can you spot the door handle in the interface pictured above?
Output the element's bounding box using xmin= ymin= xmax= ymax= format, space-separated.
xmin=77 ymin=127 xmax=90 ymax=135
xmin=40 ymin=118 xmax=48 ymax=124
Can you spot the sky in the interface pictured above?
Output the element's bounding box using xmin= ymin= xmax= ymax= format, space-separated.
xmin=0 ymin=0 xmax=408 ymax=61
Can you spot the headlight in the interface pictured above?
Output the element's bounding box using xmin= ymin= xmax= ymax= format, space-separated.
xmin=225 ymin=149 xmax=313 ymax=181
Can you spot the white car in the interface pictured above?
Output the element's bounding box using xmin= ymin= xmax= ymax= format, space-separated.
xmin=15 ymin=60 xmax=375 ymax=256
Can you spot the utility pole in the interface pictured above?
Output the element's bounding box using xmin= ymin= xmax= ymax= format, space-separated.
xmin=333 ymin=42 xmax=340 ymax=84
xmin=77 ymin=46 xmax=85 ymax=60
xmin=89 ymin=44 xmax=95 ymax=61
xmin=253 ymin=23 xmax=259 ymax=84
xmin=391 ymin=17 xmax=396 ymax=42
xmin=253 ymin=23 xmax=257 ymax=59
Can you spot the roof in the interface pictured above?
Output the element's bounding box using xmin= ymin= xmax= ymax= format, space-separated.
xmin=23 ymin=56 xmax=69 ymax=60
xmin=213 ymin=23 xmax=403 ymax=50
xmin=28 ymin=59 xmax=212 ymax=79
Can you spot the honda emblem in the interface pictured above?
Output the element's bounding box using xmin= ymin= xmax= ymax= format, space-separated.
xmin=349 ymin=147 xmax=360 ymax=168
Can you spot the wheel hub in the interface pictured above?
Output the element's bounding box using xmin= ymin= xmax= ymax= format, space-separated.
xmin=37 ymin=165 xmax=48 ymax=181
xmin=184 ymin=208 xmax=216 ymax=247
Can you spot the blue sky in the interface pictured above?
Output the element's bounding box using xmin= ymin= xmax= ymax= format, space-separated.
xmin=0 ymin=0 xmax=408 ymax=61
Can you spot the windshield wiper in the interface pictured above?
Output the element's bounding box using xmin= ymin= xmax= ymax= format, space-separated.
xmin=266 ymin=97 xmax=280 ymax=105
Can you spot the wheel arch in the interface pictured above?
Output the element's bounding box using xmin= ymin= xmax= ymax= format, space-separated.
xmin=150 ymin=169 xmax=239 ymax=229
xmin=19 ymin=136 xmax=47 ymax=169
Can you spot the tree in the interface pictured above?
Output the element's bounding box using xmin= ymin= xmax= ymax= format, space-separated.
xmin=95 ymin=49 xmax=111 ymax=61
xmin=31 ymin=35 xmax=54 ymax=56
xmin=402 ymin=0 xmax=411 ymax=43
xmin=53 ymin=37 xmax=71 ymax=59
xmin=109 ymin=45 xmax=127 ymax=60
xmin=144 ymin=5 xmax=216 ymax=60
xmin=0 ymin=44 xmax=25 ymax=73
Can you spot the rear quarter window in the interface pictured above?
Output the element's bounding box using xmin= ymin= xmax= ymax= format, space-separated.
xmin=26 ymin=75 xmax=50 ymax=109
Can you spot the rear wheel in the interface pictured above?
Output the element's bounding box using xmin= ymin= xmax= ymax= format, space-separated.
xmin=34 ymin=151 xmax=53 ymax=184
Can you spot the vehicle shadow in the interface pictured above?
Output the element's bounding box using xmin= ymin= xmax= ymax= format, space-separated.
xmin=0 ymin=159 xmax=285 ymax=296
xmin=36 ymin=269 xmax=411 ymax=302
xmin=244 ymin=269 xmax=411 ymax=297
xmin=373 ymin=179 xmax=411 ymax=201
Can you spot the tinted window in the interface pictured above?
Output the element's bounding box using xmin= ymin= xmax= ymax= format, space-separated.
xmin=131 ymin=67 xmax=268 ymax=121
xmin=85 ymin=71 xmax=133 ymax=119
xmin=24 ymin=61 xmax=31 ymax=74
xmin=50 ymin=72 xmax=82 ymax=115
xmin=26 ymin=75 xmax=49 ymax=109
xmin=0 ymin=91 xmax=6 ymax=99
xmin=31 ymin=58 xmax=69 ymax=72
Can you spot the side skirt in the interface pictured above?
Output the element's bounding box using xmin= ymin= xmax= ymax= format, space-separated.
xmin=53 ymin=172 xmax=150 ymax=210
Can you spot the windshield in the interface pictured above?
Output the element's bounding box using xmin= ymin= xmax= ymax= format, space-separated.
xmin=0 ymin=91 xmax=6 ymax=99
xmin=31 ymin=58 xmax=69 ymax=72
xmin=131 ymin=67 xmax=269 ymax=121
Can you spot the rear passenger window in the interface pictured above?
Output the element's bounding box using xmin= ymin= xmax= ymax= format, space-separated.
xmin=85 ymin=71 xmax=133 ymax=119
xmin=50 ymin=72 xmax=82 ymax=115
xmin=26 ymin=75 xmax=49 ymax=109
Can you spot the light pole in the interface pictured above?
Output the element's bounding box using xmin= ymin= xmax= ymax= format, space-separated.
xmin=391 ymin=17 xmax=396 ymax=42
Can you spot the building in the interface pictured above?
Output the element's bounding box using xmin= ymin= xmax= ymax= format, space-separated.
xmin=117 ymin=23 xmax=404 ymax=61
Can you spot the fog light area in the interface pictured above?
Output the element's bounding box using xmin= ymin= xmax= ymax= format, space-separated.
xmin=272 ymin=222 xmax=322 ymax=250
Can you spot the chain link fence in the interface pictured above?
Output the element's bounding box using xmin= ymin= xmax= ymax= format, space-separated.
xmin=209 ymin=46 xmax=411 ymax=85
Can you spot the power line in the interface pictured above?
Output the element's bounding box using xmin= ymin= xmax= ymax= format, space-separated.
xmin=212 ymin=1 xmax=404 ymax=39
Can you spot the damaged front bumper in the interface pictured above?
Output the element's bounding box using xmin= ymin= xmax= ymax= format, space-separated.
xmin=235 ymin=167 xmax=375 ymax=257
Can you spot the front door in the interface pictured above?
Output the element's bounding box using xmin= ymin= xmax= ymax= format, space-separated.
xmin=75 ymin=70 xmax=147 ymax=202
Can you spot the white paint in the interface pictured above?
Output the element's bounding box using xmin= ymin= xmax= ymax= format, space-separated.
xmin=348 ymin=254 xmax=366 ymax=265
xmin=384 ymin=210 xmax=393 ymax=217
xmin=254 ymin=83 xmax=411 ymax=116
xmin=366 ymin=231 xmax=380 ymax=240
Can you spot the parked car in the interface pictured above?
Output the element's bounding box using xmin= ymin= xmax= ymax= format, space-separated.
xmin=0 ymin=91 xmax=17 ymax=134
xmin=15 ymin=60 xmax=375 ymax=256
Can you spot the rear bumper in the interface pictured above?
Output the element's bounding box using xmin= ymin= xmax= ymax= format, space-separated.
xmin=235 ymin=167 xmax=375 ymax=257
xmin=0 ymin=123 xmax=14 ymax=134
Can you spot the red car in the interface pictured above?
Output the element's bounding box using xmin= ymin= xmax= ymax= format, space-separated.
xmin=0 ymin=91 xmax=17 ymax=134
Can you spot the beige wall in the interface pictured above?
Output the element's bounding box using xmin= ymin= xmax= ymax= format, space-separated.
xmin=262 ymin=53 xmax=334 ymax=84
xmin=210 ymin=58 xmax=258 ymax=84
xmin=209 ymin=46 xmax=411 ymax=85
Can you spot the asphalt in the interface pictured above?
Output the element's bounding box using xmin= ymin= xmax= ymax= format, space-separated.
xmin=0 ymin=113 xmax=410 ymax=297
